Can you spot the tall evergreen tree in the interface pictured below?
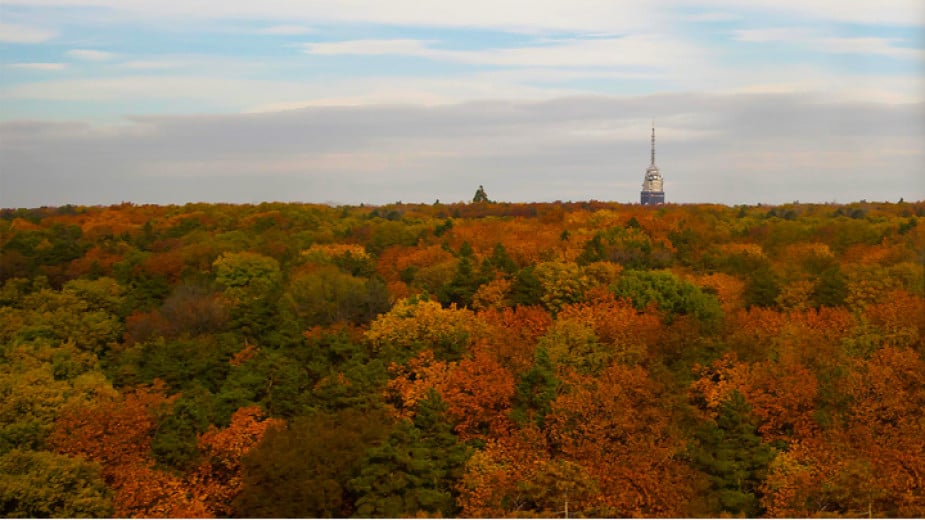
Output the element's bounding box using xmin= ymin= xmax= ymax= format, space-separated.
xmin=348 ymin=391 xmax=470 ymax=518
xmin=439 ymin=242 xmax=485 ymax=308
xmin=511 ymin=347 xmax=560 ymax=428
xmin=472 ymin=185 xmax=489 ymax=203
xmin=691 ymin=391 xmax=775 ymax=517
xmin=480 ymin=242 xmax=518 ymax=278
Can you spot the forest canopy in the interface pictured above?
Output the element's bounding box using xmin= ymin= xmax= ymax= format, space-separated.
xmin=1 ymin=199 xmax=923 ymax=518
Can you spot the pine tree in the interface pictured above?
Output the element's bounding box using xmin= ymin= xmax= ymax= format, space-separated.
xmin=481 ymin=242 xmax=518 ymax=277
xmin=472 ymin=185 xmax=489 ymax=203
xmin=691 ymin=391 xmax=775 ymax=517
xmin=511 ymin=347 xmax=560 ymax=427
xmin=439 ymin=242 xmax=486 ymax=308
xmin=348 ymin=391 xmax=469 ymax=517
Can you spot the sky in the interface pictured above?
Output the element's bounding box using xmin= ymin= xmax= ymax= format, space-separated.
xmin=1 ymin=1 xmax=923 ymax=208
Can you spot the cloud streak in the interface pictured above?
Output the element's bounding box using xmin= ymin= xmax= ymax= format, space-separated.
xmin=6 ymin=62 xmax=67 ymax=71
xmin=2 ymin=93 xmax=922 ymax=208
xmin=0 ymin=1 xmax=661 ymax=33
xmin=733 ymin=28 xmax=925 ymax=60
xmin=66 ymin=49 xmax=116 ymax=61
xmin=0 ymin=22 xmax=57 ymax=43
xmin=3 ymin=0 xmax=922 ymax=28
xmin=303 ymin=35 xmax=701 ymax=68
xmin=257 ymin=24 xmax=312 ymax=35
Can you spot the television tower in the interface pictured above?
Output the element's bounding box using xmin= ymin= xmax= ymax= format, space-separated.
xmin=640 ymin=121 xmax=665 ymax=205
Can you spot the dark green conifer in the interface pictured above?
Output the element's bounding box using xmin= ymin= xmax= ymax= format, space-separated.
xmin=691 ymin=391 xmax=775 ymax=517
xmin=511 ymin=347 xmax=560 ymax=427
xmin=348 ymin=391 xmax=469 ymax=518
xmin=472 ymin=185 xmax=489 ymax=203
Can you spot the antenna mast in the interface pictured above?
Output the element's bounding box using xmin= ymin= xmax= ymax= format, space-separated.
xmin=650 ymin=120 xmax=656 ymax=166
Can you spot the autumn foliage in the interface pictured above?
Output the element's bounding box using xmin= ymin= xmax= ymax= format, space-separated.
xmin=2 ymin=199 xmax=924 ymax=517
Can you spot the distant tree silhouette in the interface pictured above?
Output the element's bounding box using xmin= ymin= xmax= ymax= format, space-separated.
xmin=473 ymin=185 xmax=490 ymax=203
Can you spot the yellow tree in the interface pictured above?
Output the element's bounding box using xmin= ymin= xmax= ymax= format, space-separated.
xmin=365 ymin=297 xmax=486 ymax=361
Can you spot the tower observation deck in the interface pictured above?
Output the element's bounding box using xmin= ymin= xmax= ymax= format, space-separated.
xmin=640 ymin=122 xmax=665 ymax=205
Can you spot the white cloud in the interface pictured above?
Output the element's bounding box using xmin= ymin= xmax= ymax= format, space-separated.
xmin=464 ymin=35 xmax=700 ymax=67
xmin=689 ymin=0 xmax=925 ymax=26
xmin=304 ymin=35 xmax=701 ymax=68
xmin=0 ymin=73 xmax=575 ymax=111
xmin=702 ymin=60 xmax=925 ymax=104
xmin=818 ymin=37 xmax=925 ymax=60
xmin=731 ymin=28 xmax=813 ymax=42
xmin=2 ymin=76 xmax=302 ymax=102
xmin=306 ymin=39 xmax=433 ymax=56
xmin=0 ymin=22 xmax=56 ymax=43
xmin=7 ymin=62 xmax=67 ymax=71
xmin=4 ymin=54 xmax=921 ymax=116
xmin=0 ymin=5 xmax=919 ymax=118
xmin=67 ymin=49 xmax=116 ymax=61
xmin=246 ymin=95 xmax=448 ymax=113
xmin=733 ymin=28 xmax=925 ymax=60
xmin=257 ymin=24 xmax=312 ymax=35
xmin=0 ymin=1 xmax=662 ymax=33
xmin=3 ymin=0 xmax=923 ymax=29
xmin=683 ymin=12 xmax=741 ymax=22
xmin=117 ymin=60 xmax=186 ymax=70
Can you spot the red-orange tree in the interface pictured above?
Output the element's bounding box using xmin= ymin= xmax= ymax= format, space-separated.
xmin=546 ymin=364 xmax=697 ymax=516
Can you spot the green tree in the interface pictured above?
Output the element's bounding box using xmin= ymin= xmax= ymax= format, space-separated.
xmin=133 ymin=334 xmax=238 ymax=394
xmin=235 ymin=408 xmax=391 ymax=518
xmin=349 ymin=392 xmax=470 ymax=518
xmin=4 ymin=280 xmax=124 ymax=355
xmin=577 ymin=226 xmax=671 ymax=269
xmin=213 ymin=251 xmax=284 ymax=340
xmin=480 ymin=242 xmax=518 ymax=278
xmin=534 ymin=261 xmax=592 ymax=313
xmin=511 ymin=347 xmax=560 ymax=427
xmin=111 ymin=249 xmax=170 ymax=312
xmin=690 ymin=391 xmax=775 ymax=517
xmin=220 ymin=349 xmax=312 ymax=419
xmin=508 ymin=266 xmax=544 ymax=307
xmin=743 ymin=267 xmax=781 ymax=309
xmin=612 ymin=269 xmax=723 ymax=326
xmin=539 ymin=319 xmax=610 ymax=375
xmin=61 ymin=277 xmax=126 ymax=318
xmin=283 ymin=266 xmax=389 ymax=328
xmin=0 ymin=449 xmax=114 ymax=518
xmin=300 ymin=331 xmax=390 ymax=413
xmin=221 ymin=329 xmax=390 ymax=420
xmin=0 ymin=343 xmax=113 ymax=454
xmin=150 ymin=387 xmax=218 ymax=471
xmin=213 ymin=251 xmax=282 ymax=301
xmin=434 ymin=218 xmax=454 ymax=237
xmin=472 ymin=185 xmax=490 ymax=203
xmin=36 ymin=224 xmax=88 ymax=285
xmin=439 ymin=243 xmax=486 ymax=308
xmin=812 ymin=266 xmax=849 ymax=308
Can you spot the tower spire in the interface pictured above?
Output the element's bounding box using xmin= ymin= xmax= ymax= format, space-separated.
xmin=650 ymin=119 xmax=656 ymax=166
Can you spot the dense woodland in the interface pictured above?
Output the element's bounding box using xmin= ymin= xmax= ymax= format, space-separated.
xmin=1 ymin=198 xmax=923 ymax=518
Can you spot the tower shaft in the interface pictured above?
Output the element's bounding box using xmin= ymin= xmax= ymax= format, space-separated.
xmin=650 ymin=122 xmax=655 ymax=165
